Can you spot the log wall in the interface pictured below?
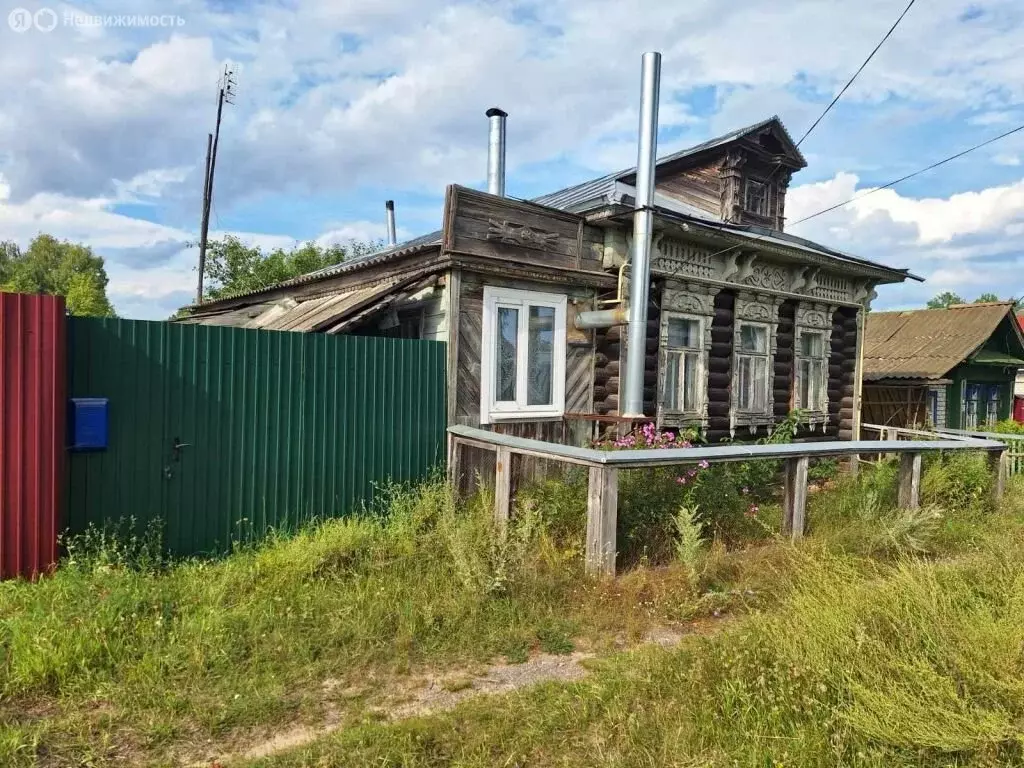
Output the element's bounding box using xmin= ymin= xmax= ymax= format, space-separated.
xmin=706 ymin=290 xmax=735 ymax=443
xmin=831 ymin=306 xmax=859 ymax=439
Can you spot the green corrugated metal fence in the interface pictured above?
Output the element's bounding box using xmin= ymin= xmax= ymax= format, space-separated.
xmin=67 ymin=318 xmax=446 ymax=556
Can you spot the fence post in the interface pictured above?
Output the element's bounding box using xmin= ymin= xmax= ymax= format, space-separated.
xmin=586 ymin=465 xmax=618 ymax=577
xmin=897 ymin=452 xmax=922 ymax=509
xmin=494 ymin=446 xmax=512 ymax=530
xmin=783 ymin=456 xmax=809 ymax=541
xmin=990 ymin=448 xmax=1008 ymax=503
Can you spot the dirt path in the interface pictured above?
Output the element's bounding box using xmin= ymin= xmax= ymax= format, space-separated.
xmin=191 ymin=620 xmax=727 ymax=766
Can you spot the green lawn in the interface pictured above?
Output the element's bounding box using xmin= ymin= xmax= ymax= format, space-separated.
xmin=1 ymin=454 xmax=1021 ymax=767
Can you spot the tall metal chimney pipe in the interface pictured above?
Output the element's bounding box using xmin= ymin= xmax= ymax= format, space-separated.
xmin=385 ymin=200 xmax=397 ymax=247
xmin=486 ymin=107 xmax=508 ymax=197
xmin=621 ymin=51 xmax=662 ymax=418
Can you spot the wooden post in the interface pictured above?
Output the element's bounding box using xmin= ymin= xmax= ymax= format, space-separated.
xmin=990 ymin=449 xmax=1008 ymax=503
xmin=586 ymin=466 xmax=618 ymax=577
xmin=494 ymin=446 xmax=512 ymax=530
xmin=782 ymin=456 xmax=809 ymax=541
xmin=897 ymin=452 xmax=922 ymax=509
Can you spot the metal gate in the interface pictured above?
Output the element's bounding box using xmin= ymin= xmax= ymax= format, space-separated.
xmin=67 ymin=318 xmax=446 ymax=556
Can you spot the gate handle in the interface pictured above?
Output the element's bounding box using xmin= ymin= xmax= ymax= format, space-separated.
xmin=172 ymin=437 xmax=191 ymax=462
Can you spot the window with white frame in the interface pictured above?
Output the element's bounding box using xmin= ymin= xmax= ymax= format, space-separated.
xmin=795 ymin=330 xmax=828 ymax=412
xmin=481 ymin=287 xmax=567 ymax=423
xmin=735 ymin=322 xmax=771 ymax=413
xmin=662 ymin=314 xmax=704 ymax=415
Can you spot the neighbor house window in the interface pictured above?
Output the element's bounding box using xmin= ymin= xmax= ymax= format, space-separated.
xmin=744 ymin=179 xmax=769 ymax=217
xmin=481 ymin=287 xmax=567 ymax=423
xmin=794 ymin=330 xmax=828 ymax=412
xmin=735 ymin=322 xmax=771 ymax=413
xmin=662 ymin=314 xmax=704 ymax=415
xmin=962 ymin=384 xmax=1002 ymax=429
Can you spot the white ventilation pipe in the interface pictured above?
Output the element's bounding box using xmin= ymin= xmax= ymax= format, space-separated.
xmin=621 ymin=51 xmax=662 ymax=418
xmin=385 ymin=200 xmax=397 ymax=246
xmin=486 ymin=107 xmax=508 ymax=196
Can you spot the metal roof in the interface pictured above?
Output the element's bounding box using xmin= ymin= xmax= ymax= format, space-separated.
xmin=532 ymin=116 xmax=804 ymax=212
xmin=863 ymin=302 xmax=1020 ymax=381
xmin=186 ymin=231 xmax=442 ymax=309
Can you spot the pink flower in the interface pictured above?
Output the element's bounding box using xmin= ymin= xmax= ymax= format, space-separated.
xmin=698 ymin=460 xmax=710 ymax=469
xmin=676 ymin=476 xmax=688 ymax=485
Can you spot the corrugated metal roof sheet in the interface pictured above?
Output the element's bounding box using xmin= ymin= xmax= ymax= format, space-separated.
xmin=532 ymin=116 xmax=803 ymax=211
xmin=187 ymin=232 xmax=443 ymax=309
xmin=244 ymin=277 xmax=410 ymax=333
xmin=863 ymin=302 xmax=1018 ymax=381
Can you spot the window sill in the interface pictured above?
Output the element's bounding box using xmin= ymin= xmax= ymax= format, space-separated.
xmin=484 ymin=410 xmax=564 ymax=424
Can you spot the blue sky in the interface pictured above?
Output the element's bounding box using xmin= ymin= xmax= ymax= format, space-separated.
xmin=1 ymin=0 xmax=1024 ymax=318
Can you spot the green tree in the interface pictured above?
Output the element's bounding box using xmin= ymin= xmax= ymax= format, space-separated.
xmin=974 ymin=292 xmax=1001 ymax=303
xmin=201 ymin=236 xmax=382 ymax=301
xmin=926 ymin=291 xmax=966 ymax=309
xmin=0 ymin=235 xmax=115 ymax=316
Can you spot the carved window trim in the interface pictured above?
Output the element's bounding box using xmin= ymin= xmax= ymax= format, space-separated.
xmin=657 ymin=282 xmax=718 ymax=431
xmin=730 ymin=292 xmax=782 ymax=435
xmin=793 ymin=302 xmax=836 ymax=431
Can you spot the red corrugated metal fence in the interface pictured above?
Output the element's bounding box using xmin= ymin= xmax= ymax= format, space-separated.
xmin=0 ymin=293 xmax=65 ymax=580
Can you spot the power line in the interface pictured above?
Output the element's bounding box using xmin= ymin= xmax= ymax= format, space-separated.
xmin=794 ymin=0 xmax=916 ymax=148
xmin=790 ymin=121 xmax=1024 ymax=225
xmin=661 ymin=0 xmax=917 ymax=278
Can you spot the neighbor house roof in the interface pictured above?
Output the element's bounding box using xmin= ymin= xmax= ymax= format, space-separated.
xmin=863 ymin=302 xmax=1020 ymax=381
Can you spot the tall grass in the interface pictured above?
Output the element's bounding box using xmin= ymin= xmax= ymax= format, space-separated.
xmin=252 ymin=532 xmax=1024 ymax=767
xmin=2 ymin=464 xmax=1021 ymax=766
xmin=0 ymin=479 xmax=711 ymax=766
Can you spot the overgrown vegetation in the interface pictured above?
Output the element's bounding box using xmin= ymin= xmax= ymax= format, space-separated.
xmin=251 ymin=497 xmax=1024 ymax=767
xmin=1 ymin=451 xmax=1022 ymax=767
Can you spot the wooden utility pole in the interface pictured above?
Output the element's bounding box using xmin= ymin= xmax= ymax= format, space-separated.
xmin=196 ymin=66 xmax=236 ymax=304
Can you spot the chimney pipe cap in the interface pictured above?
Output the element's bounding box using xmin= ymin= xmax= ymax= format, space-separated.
xmin=385 ymin=199 xmax=395 ymax=210
xmin=485 ymin=107 xmax=508 ymax=118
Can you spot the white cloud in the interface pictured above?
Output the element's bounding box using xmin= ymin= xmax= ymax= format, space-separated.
xmin=788 ymin=172 xmax=1024 ymax=307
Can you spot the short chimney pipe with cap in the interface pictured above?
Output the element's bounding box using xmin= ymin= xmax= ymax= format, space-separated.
xmin=621 ymin=51 xmax=662 ymax=418
xmin=385 ymin=200 xmax=397 ymax=247
xmin=486 ymin=107 xmax=507 ymax=197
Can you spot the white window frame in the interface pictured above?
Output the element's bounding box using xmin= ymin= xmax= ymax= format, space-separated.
xmin=734 ymin=321 xmax=773 ymax=416
xmin=660 ymin=312 xmax=707 ymax=419
xmin=794 ymin=328 xmax=829 ymax=414
xmin=480 ymin=286 xmax=567 ymax=424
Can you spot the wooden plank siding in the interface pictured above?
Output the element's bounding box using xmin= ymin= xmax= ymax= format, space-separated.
xmin=451 ymin=271 xmax=598 ymax=491
xmin=656 ymin=163 xmax=723 ymax=219
xmin=444 ymin=185 xmax=591 ymax=271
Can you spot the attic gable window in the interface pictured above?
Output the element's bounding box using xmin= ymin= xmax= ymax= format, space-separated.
xmin=744 ymin=179 xmax=769 ymax=217
xmin=481 ymin=286 xmax=567 ymax=423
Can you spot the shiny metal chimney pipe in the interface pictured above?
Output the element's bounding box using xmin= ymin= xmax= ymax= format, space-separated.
xmin=385 ymin=200 xmax=397 ymax=246
xmin=486 ymin=107 xmax=508 ymax=196
xmin=621 ymin=51 xmax=661 ymax=418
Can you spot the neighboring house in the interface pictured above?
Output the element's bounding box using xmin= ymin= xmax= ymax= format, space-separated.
xmin=182 ymin=115 xmax=915 ymax=454
xmin=861 ymin=302 xmax=1024 ymax=430
xmin=1017 ymin=314 xmax=1024 ymax=398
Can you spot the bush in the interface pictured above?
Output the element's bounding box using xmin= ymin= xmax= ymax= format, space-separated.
xmin=921 ymin=450 xmax=993 ymax=515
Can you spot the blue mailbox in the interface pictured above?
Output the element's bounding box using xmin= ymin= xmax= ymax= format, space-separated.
xmin=69 ymin=398 xmax=109 ymax=450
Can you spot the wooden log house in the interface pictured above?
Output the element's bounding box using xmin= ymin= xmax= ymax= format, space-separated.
xmin=183 ymin=117 xmax=916 ymax=473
